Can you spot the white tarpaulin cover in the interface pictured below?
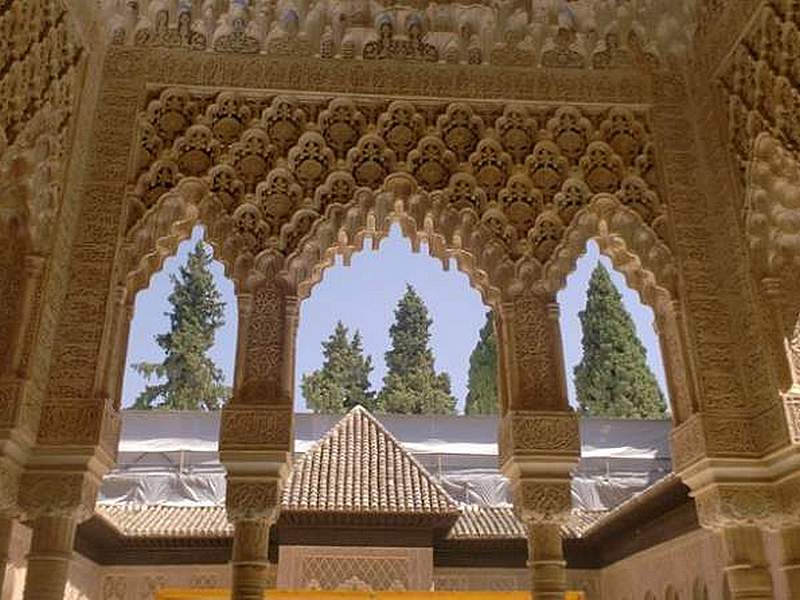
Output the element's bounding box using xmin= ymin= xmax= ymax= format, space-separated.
xmin=101 ymin=412 xmax=672 ymax=511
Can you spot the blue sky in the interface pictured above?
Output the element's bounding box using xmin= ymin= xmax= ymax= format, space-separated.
xmin=122 ymin=226 xmax=668 ymax=412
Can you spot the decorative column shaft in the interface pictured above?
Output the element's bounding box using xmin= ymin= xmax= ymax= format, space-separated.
xmin=222 ymin=283 xmax=296 ymax=600
xmin=17 ymin=472 xmax=99 ymax=600
xmin=22 ymin=515 xmax=79 ymax=600
xmin=778 ymin=526 xmax=800 ymax=599
xmin=527 ymin=521 xmax=567 ymax=600
xmin=720 ymin=526 xmax=774 ymax=600
xmin=497 ymin=294 xmax=580 ymax=600
xmin=231 ymin=517 xmax=272 ymax=600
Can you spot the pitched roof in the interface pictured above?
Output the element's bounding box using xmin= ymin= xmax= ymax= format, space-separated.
xmin=448 ymin=505 xmax=608 ymax=541
xmin=281 ymin=406 xmax=458 ymax=515
xmin=97 ymin=505 xmax=232 ymax=538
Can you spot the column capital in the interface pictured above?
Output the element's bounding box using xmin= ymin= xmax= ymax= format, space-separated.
xmin=18 ymin=470 xmax=99 ymax=523
xmin=511 ymin=479 xmax=573 ymax=526
xmin=693 ymin=472 xmax=800 ymax=532
xmin=226 ymin=478 xmax=281 ymax=524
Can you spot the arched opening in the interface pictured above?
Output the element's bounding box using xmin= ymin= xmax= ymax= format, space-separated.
xmin=296 ymin=224 xmax=487 ymax=416
xmin=555 ymin=239 xmax=673 ymax=517
xmin=121 ymin=225 xmax=237 ymax=410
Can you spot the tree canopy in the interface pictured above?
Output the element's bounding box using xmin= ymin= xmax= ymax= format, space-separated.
xmin=464 ymin=311 xmax=498 ymax=415
xmin=302 ymin=321 xmax=376 ymax=413
xmin=574 ymin=263 xmax=667 ymax=419
xmin=131 ymin=241 xmax=229 ymax=410
xmin=376 ymin=285 xmax=456 ymax=414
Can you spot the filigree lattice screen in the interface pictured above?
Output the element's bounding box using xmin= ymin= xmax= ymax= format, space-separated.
xmin=277 ymin=546 xmax=433 ymax=591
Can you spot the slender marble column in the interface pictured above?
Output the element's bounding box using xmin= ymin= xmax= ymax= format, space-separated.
xmin=231 ymin=518 xmax=271 ymax=600
xmin=720 ymin=526 xmax=775 ymax=600
xmin=778 ymin=526 xmax=800 ymax=600
xmin=22 ymin=515 xmax=78 ymax=600
xmin=527 ymin=521 xmax=567 ymax=600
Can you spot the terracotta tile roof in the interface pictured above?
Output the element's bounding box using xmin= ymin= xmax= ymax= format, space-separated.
xmin=94 ymin=503 xmax=607 ymax=540
xmin=97 ymin=505 xmax=232 ymax=538
xmin=282 ymin=406 xmax=458 ymax=515
xmin=448 ymin=505 xmax=608 ymax=540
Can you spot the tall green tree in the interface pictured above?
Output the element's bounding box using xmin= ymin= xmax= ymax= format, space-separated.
xmin=377 ymin=285 xmax=456 ymax=414
xmin=302 ymin=321 xmax=375 ymax=414
xmin=574 ymin=263 xmax=667 ymax=419
xmin=131 ymin=241 xmax=229 ymax=410
xmin=464 ymin=311 xmax=498 ymax=415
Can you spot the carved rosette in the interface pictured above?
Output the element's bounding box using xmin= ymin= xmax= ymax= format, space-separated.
xmin=18 ymin=472 xmax=99 ymax=522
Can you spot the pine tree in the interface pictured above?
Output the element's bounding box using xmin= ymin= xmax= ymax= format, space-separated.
xmin=131 ymin=241 xmax=229 ymax=410
xmin=574 ymin=263 xmax=667 ymax=419
xmin=302 ymin=321 xmax=375 ymax=413
xmin=377 ymin=285 xmax=456 ymax=414
xmin=464 ymin=311 xmax=498 ymax=415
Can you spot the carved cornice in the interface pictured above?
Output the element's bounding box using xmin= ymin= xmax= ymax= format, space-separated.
xmin=103 ymin=47 xmax=667 ymax=106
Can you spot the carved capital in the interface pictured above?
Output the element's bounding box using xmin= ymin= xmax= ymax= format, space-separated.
xmin=499 ymin=411 xmax=580 ymax=467
xmin=226 ymin=479 xmax=281 ymax=523
xmin=694 ymin=484 xmax=785 ymax=531
xmin=37 ymin=399 xmax=120 ymax=459
xmin=512 ymin=480 xmax=572 ymax=526
xmin=18 ymin=471 xmax=99 ymax=522
xmin=220 ymin=404 xmax=293 ymax=453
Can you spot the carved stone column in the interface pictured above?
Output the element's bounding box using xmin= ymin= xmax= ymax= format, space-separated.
xmin=221 ymin=283 xmax=297 ymax=600
xmin=693 ymin=485 xmax=777 ymax=600
xmin=497 ymin=295 xmax=580 ymax=600
xmin=0 ymin=513 xmax=13 ymax=599
xmin=227 ymin=481 xmax=279 ymax=600
xmin=777 ymin=525 xmax=800 ymax=600
xmin=18 ymin=472 xmax=98 ymax=600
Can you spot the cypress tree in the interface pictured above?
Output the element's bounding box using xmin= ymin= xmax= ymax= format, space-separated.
xmin=574 ymin=263 xmax=667 ymax=419
xmin=464 ymin=311 xmax=498 ymax=415
xmin=131 ymin=241 xmax=229 ymax=410
xmin=302 ymin=321 xmax=375 ymax=413
xmin=377 ymin=285 xmax=456 ymax=414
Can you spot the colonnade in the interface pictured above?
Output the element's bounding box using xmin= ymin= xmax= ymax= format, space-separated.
xmin=2 ymin=2 xmax=800 ymax=599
